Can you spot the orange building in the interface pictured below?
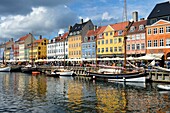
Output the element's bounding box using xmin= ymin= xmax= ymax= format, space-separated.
xmin=146 ymin=19 xmax=170 ymax=60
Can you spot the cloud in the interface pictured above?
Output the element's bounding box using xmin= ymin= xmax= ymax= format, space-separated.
xmin=102 ymin=12 xmax=113 ymax=21
xmin=0 ymin=5 xmax=77 ymax=40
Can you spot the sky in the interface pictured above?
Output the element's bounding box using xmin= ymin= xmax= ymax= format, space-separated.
xmin=0 ymin=0 xmax=168 ymax=42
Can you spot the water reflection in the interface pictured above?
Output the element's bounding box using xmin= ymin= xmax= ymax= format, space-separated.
xmin=0 ymin=72 xmax=169 ymax=113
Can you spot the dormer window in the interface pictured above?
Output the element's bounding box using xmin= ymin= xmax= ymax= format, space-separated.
xmin=139 ymin=25 xmax=144 ymax=31
xmin=99 ymin=34 xmax=102 ymax=38
xmin=130 ymin=26 xmax=135 ymax=32
xmin=118 ymin=30 xmax=123 ymax=35
xmin=70 ymin=32 xmax=73 ymax=36
xmin=84 ymin=37 xmax=88 ymax=42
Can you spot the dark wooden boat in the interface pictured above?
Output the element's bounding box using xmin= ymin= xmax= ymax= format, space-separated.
xmin=10 ymin=65 xmax=22 ymax=72
xmin=21 ymin=64 xmax=37 ymax=74
xmin=89 ymin=70 xmax=147 ymax=82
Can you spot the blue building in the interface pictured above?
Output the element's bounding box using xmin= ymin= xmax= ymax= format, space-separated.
xmin=82 ymin=28 xmax=98 ymax=59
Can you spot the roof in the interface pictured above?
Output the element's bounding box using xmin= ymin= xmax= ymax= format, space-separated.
xmin=55 ymin=32 xmax=69 ymax=42
xmin=18 ymin=34 xmax=30 ymax=41
xmin=110 ymin=21 xmax=129 ymax=36
xmin=34 ymin=39 xmax=44 ymax=43
xmin=69 ymin=20 xmax=90 ymax=32
xmin=127 ymin=20 xmax=147 ymax=34
xmin=148 ymin=1 xmax=170 ymax=19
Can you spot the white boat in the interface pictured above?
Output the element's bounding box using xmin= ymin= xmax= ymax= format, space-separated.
xmin=157 ymin=84 xmax=170 ymax=90
xmin=56 ymin=69 xmax=75 ymax=77
xmin=0 ymin=66 xmax=11 ymax=72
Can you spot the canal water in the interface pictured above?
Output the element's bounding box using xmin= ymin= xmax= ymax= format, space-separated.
xmin=0 ymin=72 xmax=169 ymax=113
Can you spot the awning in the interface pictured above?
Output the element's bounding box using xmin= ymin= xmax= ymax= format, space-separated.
xmin=136 ymin=53 xmax=163 ymax=60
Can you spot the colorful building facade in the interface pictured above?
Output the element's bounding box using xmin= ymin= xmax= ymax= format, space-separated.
xmin=68 ymin=19 xmax=94 ymax=59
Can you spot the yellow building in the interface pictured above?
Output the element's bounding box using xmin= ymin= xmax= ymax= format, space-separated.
xmin=68 ymin=19 xmax=94 ymax=59
xmin=30 ymin=36 xmax=48 ymax=60
xmin=97 ymin=21 xmax=129 ymax=58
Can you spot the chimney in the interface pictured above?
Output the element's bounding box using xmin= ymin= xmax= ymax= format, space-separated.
xmin=94 ymin=25 xmax=98 ymax=31
xmin=81 ymin=19 xmax=83 ymax=24
xmin=11 ymin=38 xmax=13 ymax=42
xmin=39 ymin=35 xmax=42 ymax=39
xmin=140 ymin=18 xmax=145 ymax=21
xmin=68 ymin=25 xmax=72 ymax=31
xmin=132 ymin=11 xmax=138 ymax=22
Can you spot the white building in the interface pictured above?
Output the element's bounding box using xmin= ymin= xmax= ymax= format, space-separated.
xmin=47 ymin=33 xmax=69 ymax=61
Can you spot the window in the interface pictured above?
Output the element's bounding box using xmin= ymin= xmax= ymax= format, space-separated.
xmin=106 ymin=47 xmax=108 ymax=52
xmin=166 ymin=26 xmax=170 ymax=33
xmin=136 ymin=44 xmax=140 ymax=50
xmin=102 ymin=40 xmax=104 ymax=44
xmin=110 ymin=32 xmax=113 ymax=35
xmin=127 ymin=44 xmax=130 ymax=50
xmin=159 ymin=27 xmax=164 ymax=34
xmin=141 ymin=34 xmax=145 ymax=39
xmin=130 ymin=26 xmax=135 ymax=32
xmin=160 ymin=39 xmax=164 ymax=46
xmin=139 ymin=25 xmax=144 ymax=31
xmin=154 ymin=40 xmax=158 ymax=47
xmin=118 ymin=47 xmax=122 ymax=52
xmin=99 ymin=34 xmax=102 ymax=38
xmin=118 ymin=38 xmax=122 ymax=43
xmin=98 ymin=48 xmax=100 ymax=53
xmin=118 ymin=30 xmax=123 ymax=35
xmin=102 ymin=48 xmax=104 ymax=53
xmin=114 ymin=47 xmax=117 ymax=52
xmin=132 ymin=35 xmax=135 ymax=40
xmin=136 ymin=34 xmax=140 ymax=40
xmin=153 ymin=28 xmax=157 ymax=34
xmin=110 ymin=47 xmax=113 ymax=52
xmin=114 ymin=38 xmax=117 ymax=43
xmin=105 ymin=32 xmax=108 ymax=36
xmin=106 ymin=40 xmax=108 ymax=44
xmin=150 ymin=18 xmax=157 ymax=24
xmin=148 ymin=40 xmax=152 ymax=47
xmin=132 ymin=44 xmax=135 ymax=50
xmin=110 ymin=39 xmax=113 ymax=44
xmin=141 ymin=43 xmax=145 ymax=49
xmin=98 ymin=41 xmax=100 ymax=45
xmin=166 ymin=38 xmax=170 ymax=46
xmin=148 ymin=28 xmax=151 ymax=35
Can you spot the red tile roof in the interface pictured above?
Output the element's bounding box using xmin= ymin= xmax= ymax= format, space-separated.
xmin=110 ymin=21 xmax=129 ymax=36
xmin=34 ymin=39 xmax=44 ymax=43
xmin=18 ymin=34 xmax=30 ymax=41
xmin=127 ymin=20 xmax=147 ymax=34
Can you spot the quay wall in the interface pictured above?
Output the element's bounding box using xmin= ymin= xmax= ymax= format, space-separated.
xmin=37 ymin=66 xmax=170 ymax=83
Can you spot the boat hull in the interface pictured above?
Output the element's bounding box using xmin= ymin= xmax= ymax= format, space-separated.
xmin=0 ymin=66 xmax=11 ymax=72
xmin=58 ymin=71 xmax=75 ymax=77
xmin=157 ymin=85 xmax=170 ymax=90
xmin=89 ymin=71 xmax=147 ymax=83
xmin=21 ymin=67 xmax=37 ymax=73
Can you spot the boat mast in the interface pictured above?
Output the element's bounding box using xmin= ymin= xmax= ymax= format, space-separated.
xmin=64 ymin=36 xmax=66 ymax=69
xmin=123 ymin=0 xmax=128 ymax=69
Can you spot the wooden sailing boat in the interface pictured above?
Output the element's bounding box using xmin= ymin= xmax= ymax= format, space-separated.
xmin=88 ymin=1 xmax=146 ymax=82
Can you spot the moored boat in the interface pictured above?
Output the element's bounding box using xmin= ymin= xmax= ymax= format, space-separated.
xmin=157 ymin=84 xmax=170 ymax=90
xmin=0 ymin=66 xmax=11 ymax=72
xmin=21 ymin=64 xmax=37 ymax=74
xmin=55 ymin=69 xmax=75 ymax=77
xmin=89 ymin=70 xmax=147 ymax=82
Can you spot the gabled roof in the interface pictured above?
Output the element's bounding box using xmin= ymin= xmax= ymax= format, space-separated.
xmin=69 ymin=20 xmax=90 ymax=32
xmin=150 ymin=19 xmax=170 ymax=26
xmin=34 ymin=39 xmax=44 ymax=43
xmin=55 ymin=32 xmax=69 ymax=42
xmin=18 ymin=34 xmax=30 ymax=41
xmin=109 ymin=21 xmax=129 ymax=36
xmin=127 ymin=20 xmax=147 ymax=34
xmin=148 ymin=1 xmax=170 ymax=19
xmin=110 ymin=21 xmax=129 ymax=31
xmin=97 ymin=26 xmax=107 ymax=35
